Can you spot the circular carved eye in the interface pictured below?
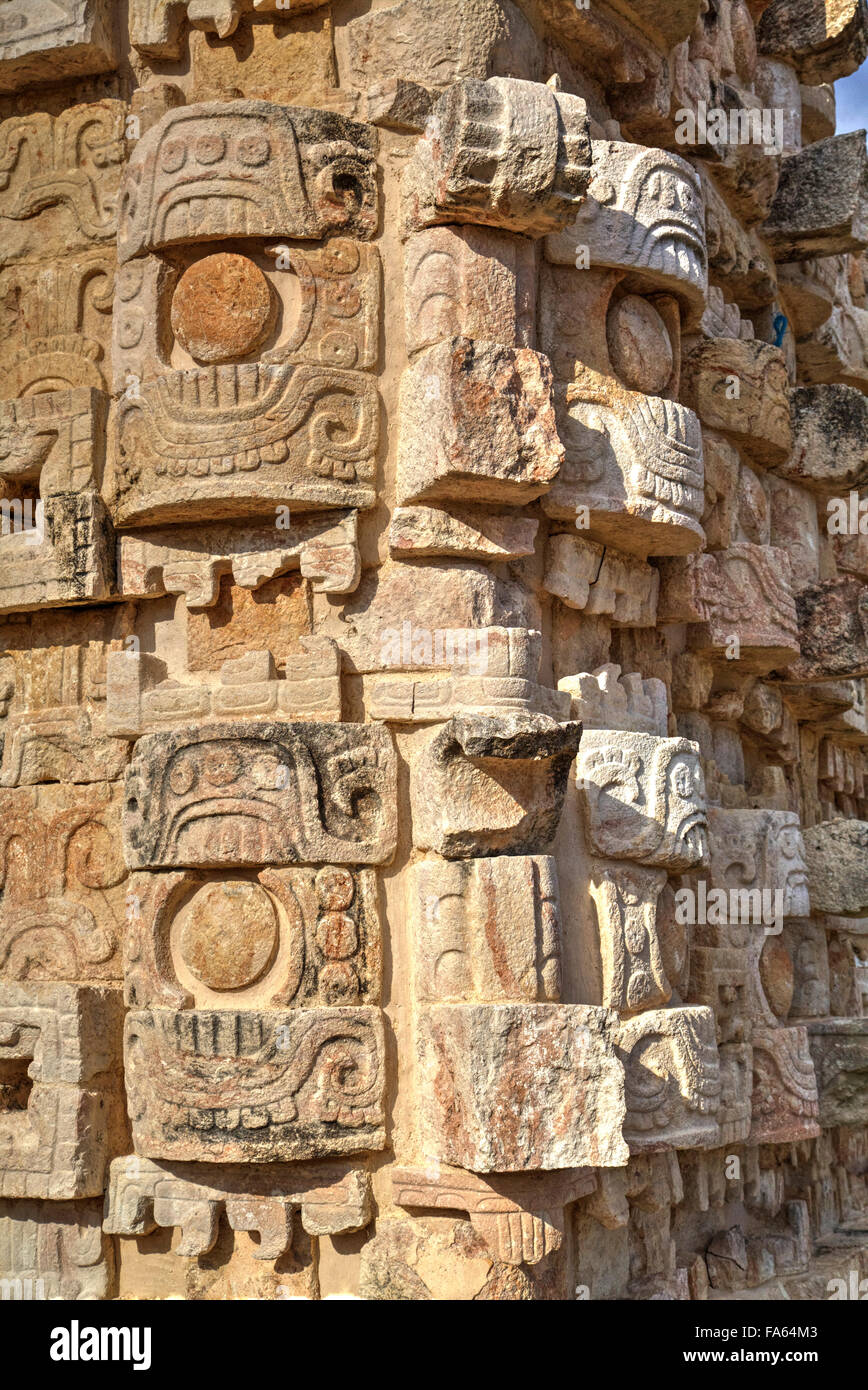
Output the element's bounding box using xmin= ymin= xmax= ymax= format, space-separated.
xmin=171 ymin=253 xmax=276 ymax=365
xmin=194 ymin=134 xmax=226 ymax=165
xmin=606 ymin=295 xmax=674 ymax=396
xmin=168 ymin=756 xmax=196 ymax=796
xmin=237 ymin=134 xmax=270 ymax=166
xmin=202 ymin=745 xmax=242 ymax=786
xmin=178 ymin=880 xmax=279 ymax=992
xmin=159 ymin=140 xmax=186 ymax=173
xmin=315 ymin=866 xmax=355 ymax=911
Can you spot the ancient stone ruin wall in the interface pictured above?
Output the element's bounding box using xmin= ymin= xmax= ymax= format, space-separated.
xmin=1 ymin=0 xmax=868 ymax=1302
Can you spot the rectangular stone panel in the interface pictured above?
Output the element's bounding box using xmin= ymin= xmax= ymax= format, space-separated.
xmin=123 ymin=721 xmax=398 ymax=869
xmin=0 ymin=2 xmax=118 ymax=92
xmin=124 ymin=1006 xmax=386 ymax=1163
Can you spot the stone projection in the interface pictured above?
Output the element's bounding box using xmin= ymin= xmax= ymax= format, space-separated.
xmin=0 ymin=0 xmax=867 ymax=1308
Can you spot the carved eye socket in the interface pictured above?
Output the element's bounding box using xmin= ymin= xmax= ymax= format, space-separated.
xmin=203 ymin=746 xmax=242 ymax=786
xmin=169 ymin=756 xmax=196 ymax=796
xmin=194 ymin=134 xmax=226 ymax=165
xmin=237 ymin=134 xmax=270 ymax=166
xmin=160 ymin=140 xmax=186 ymax=173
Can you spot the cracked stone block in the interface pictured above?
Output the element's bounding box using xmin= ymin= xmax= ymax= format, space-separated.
xmin=763 ymin=133 xmax=868 ymax=262
xmin=758 ymin=0 xmax=868 ymax=85
xmin=417 ymin=1003 xmax=628 ymax=1171
xmin=0 ymin=0 xmax=118 ymax=92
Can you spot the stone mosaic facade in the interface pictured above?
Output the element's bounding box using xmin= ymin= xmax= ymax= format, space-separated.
xmin=0 ymin=0 xmax=867 ymax=1302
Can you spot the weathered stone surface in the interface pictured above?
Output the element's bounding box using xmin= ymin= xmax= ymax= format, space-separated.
xmin=130 ymin=0 xmax=247 ymax=56
xmin=124 ymin=1006 xmax=386 ymax=1163
xmin=708 ymin=808 xmax=812 ymax=921
xmin=804 ymin=820 xmax=868 ymax=915
xmin=758 ymin=0 xmax=868 ymax=85
xmin=615 ymin=1007 xmax=721 ymax=1153
xmin=123 ymin=722 xmax=398 ymax=869
xmin=404 ymin=225 xmax=536 ymax=353
xmin=0 ymin=983 xmax=124 ymax=1198
xmin=559 ymin=665 xmax=668 ymax=737
xmin=546 ymin=141 xmax=708 ymax=313
xmin=544 ymin=536 xmax=660 ymax=626
xmin=808 ymin=1020 xmax=868 ymax=1127
xmin=588 ymin=863 xmax=683 ymax=1015
xmin=750 ymin=1025 xmax=821 ymax=1144
xmin=417 ymin=1003 xmax=628 ymax=1171
xmin=657 ymin=544 xmax=800 ymax=670
xmin=0 ymin=783 xmax=127 ymax=983
xmin=763 ymin=133 xmax=868 ymax=262
xmin=402 ymin=78 xmax=591 ymax=238
xmin=680 ymin=338 xmax=793 ymax=467
xmin=396 ymin=339 xmax=562 ymax=505
xmin=170 ymin=254 xmax=277 ymax=365
xmin=0 ymin=493 xmax=114 ymax=617
xmin=124 ymin=865 xmax=380 ymax=1010
xmin=410 ymin=855 xmax=561 ymax=1003
xmin=0 ymin=1 xmax=118 ymax=91
xmin=389 ymin=506 xmax=537 ymax=562
xmin=104 ymin=1156 xmax=373 ymax=1253
xmin=576 ymin=731 xmax=708 ymax=871
xmin=773 ymin=384 xmax=868 ymax=493
xmin=790 ymin=578 xmax=868 ymax=680
xmin=119 ymin=102 xmax=378 ymax=262
xmin=0 ymin=1198 xmax=113 ymax=1300
xmin=410 ymin=713 xmax=582 ymax=857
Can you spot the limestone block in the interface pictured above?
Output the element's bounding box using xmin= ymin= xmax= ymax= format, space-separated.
xmin=758 ymin=0 xmax=868 ymax=85
xmin=0 ymin=389 xmax=108 ymax=498
xmin=403 ymin=226 xmax=536 ymax=354
xmin=0 ymin=783 xmax=127 ymax=983
xmin=614 ymin=1007 xmax=721 ymax=1153
xmin=808 ymin=1020 xmax=868 ymax=1127
xmin=718 ymin=1042 xmax=753 ymax=1145
xmin=417 ymin=1003 xmax=628 ymax=1171
xmin=0 ymin=493 xmax=114 ymax=617
xmin=0 ymin=0 xmax=118 ymax=91
xmin=790 ymin=578 xmax=868 ymax=680
xmin=104 ymin=1156 xmax=372 ymax=1255
xmin=707 ymin=808 xmax=812 ymax=922
xmin=364 ymin=79 xmax=436 ymax=134
xmin=107 ymin=363 xmax=378 ymax=526
xmin=763 ymin=133 xmax=868 ymax=262
xmin=785 ymin=918 xmax=832 ymax=1019
xmin=410 ymin=855 xmax=561 ymax=1003
xmin=402 ymin=78 xmax=591 ymax=238
xmin=544 ymin=537 xmax=660 ymax=627
xmin=576 ymin=731 xmax=708 ymax=871
xmin=801 ymin=83 xmax=837 ymax=145
xmin=347 ymin=0 xmax=539 ymax=93
xmin=546 ymin=142 xmax=708 ymax=313
xmin=130 ymin=0 xmax=247 ymax=56
xmin=0 ymin=982 xmax=124 ymax=1198
xmin=390 ymin=1166 xmax=595 ymax=1266
xmin=750 ymin=1025 xmax=821 ymax=1144
xmin=0 ymin=1199 xmax=113 ymax=1300
xmin=680 ymin=338 xmax=793 ymax=468
xmin=588 ymin=862 xmax=685 ymax=1015
xmin=118 ymin=514 xmax=361 ymax=607
xmin=533 ymin=0 xmax=702 ymax=73
xmin=396 ymin=339 xmax=562 ymax=505
xmin=701 ymin=168 xmax=778 ymax=310
xmin=804 ymin=819 xmax=868 ymax=915
xmin=107 ymin=640 xmax=342 ymax=736
xmin=0 ymin=253 xmax=115 ymax=396
xmin=113 ymin=240 xmax=380 ymax=391
xmin=124 ymin=866 xmax=380 ymax=1010
xmin=410 ymin=712 xmax=582 ymax=857
xmin=687 ymin=940 xmax=751 ymax=1045
xmin=366 ymin=626 xmax=569 ymax=724
xmin=657 ymin=544 xmax=800 ymax=670
xmin=124 ymin=1006 xmax=386 ymax=1163
xmin=0 ymin=103 xmax=125 ymax=265
xmin=766 ymin=475 xmax=820 ymax=590
xmin=119 ymin=102 xmax=378 ymax=262
xmin=389 ymin=506 xmax=538 ymax=562
xmin=772 ymin=385 xmax=868 ymax=493
xmin=559 ymin=665 xmax=668 ymax=737
xmin=123 ymin=722 xmax=398 ymax=869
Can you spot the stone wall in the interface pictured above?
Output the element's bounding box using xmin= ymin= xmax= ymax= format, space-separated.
xmin=1 ymin=0 xmax=867 ymax=1301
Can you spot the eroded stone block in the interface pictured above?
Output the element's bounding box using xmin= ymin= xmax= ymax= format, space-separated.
xmin=396 ymin=339 xmax=562 ymax=505
xmin=763 ymin=133 xmax=868 ymax=262
xmin=389 ymin=506 xmax=537 ymax=562
xmin=402 ymin=77 xmax=591 ymax=238
xmin=123 ymin=722 xmax=398 ymax=869
xmin=0 ymin=0 xmax=118 ymax=91
xmin=559 ymin=665 xmax=668 ymax=737
xmin=808 ymin=1020 xmax=868 ymax=1127
xmin=615 ymin=1007 xmax=721 ymax=1153
xmin=589 ymin=863 xmax=684 ymax=1015
xmin=544 ymin=536 xmax=660 ymax=627
xmin=410 ymin=855 xmax=561 ymax=1003
xmin=0 ymin=982 xmax=124 ymax=1198
xmin=750 ymin=1025 xmax=821 ymax=1144
xmin=104 ymin=1155 xmax=373 ymax=1256
xmin=804 ymin=819 xmax=868 ymax=915
xmin=404 ymin=226 xmax=536 ymax=354
xmin=758 ymin=0 xmax=868 ymax=85
xmin=789 ymin=579 xmax=868 ymax=681
xmin=680 ymin=338 xmax=793 ymax=467
xmin=576 ymin=730 xmax=708 ymax=871
xmin=124 ymin=866 xmax=380 ymax=1010
xmin=0 ymin=1199 xmax=113 ymax=1300
xmin=417 ymin=1003 xmax=628 ymax=1171
xmin=410 ymin=713 xmax=581 ymax=857
xmin=0 ymin=493 xmax=114 ymax=617
xmin=124 ymin=1006 xmax=386 ymax=1163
